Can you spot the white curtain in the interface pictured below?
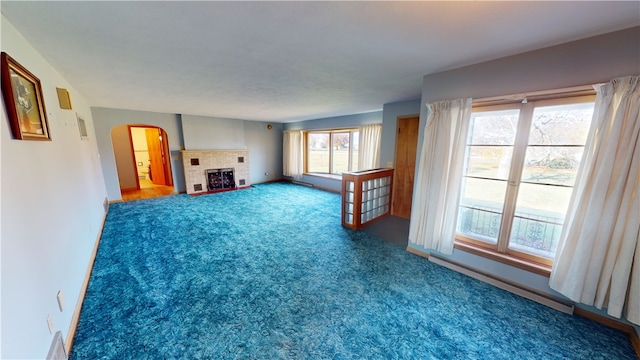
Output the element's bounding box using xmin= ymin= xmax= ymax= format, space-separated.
xmin=283 ymin=130 xmax=303 ymax=179
xmin=358 ymin=124 xmax=382 ymax=170
xmin=549 ymin=76 xmax=640 ymax=325
xmin=408 ymin=98 xmax=472 ymax=255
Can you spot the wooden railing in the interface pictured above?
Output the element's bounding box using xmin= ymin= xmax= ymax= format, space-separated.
xmin=341 ymin=168 xmax=394 ymax=230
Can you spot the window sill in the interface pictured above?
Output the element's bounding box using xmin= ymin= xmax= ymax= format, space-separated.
xmin=304 ymin=172 xmax=342 ymax=181
xmin=454 ymin=240 xmax=552 ymax=277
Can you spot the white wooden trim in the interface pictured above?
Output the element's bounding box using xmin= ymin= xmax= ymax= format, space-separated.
xmin=65 ymin=209 xmax=108 ymax=355
xmin=473 ymin=84 xmax=597 ymax=103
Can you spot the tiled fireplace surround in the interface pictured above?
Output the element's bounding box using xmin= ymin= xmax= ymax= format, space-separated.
xmin=181 ymin=150 xmax=250 ymax=195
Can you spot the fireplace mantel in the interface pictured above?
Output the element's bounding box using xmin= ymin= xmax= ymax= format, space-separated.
xmin=181 ymin=149 xmax=250 ymax=195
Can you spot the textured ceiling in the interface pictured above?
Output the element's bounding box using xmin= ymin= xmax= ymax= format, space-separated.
xmin=1 ymin=1 xmax=639 ymax=122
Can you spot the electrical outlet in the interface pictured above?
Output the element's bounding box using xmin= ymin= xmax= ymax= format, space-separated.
xmin=47 ymin=314 xmax=54 ymax=334
xmin=57 ymin=291 xmax=65 ymax=312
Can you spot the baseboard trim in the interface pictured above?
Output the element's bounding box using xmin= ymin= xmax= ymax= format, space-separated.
xmin=632 ymin=330 xmax=640 ymax=359
xmin=189 ymin=185 xmax=253 ymax=197
xmin=284 ymin=178 xmax=341 ymax=194
xmin=405 ymin=246 xmax=430 ymax=259
xmin=573 ymin=307 xmax=640 ymax=358
xmin=254 ymin=177 xmax=286 ymax=184
xmin=65 ymin=207 xmax=108 ymax=355
xmin=288 ymin=179 xmax=314 ymax=187
xmin=313 ymin=184 xmax=340 ymax=194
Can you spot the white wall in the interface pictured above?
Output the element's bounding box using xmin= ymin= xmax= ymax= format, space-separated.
xmin=130 ymin=127 xmax=148 ymax=151
xmin=284 ymin=111 xmax=382 ymax=132
xmin=409 ymin=26 xmax=640 ymax=328
xmin=181 ymin=114 xmax=245 ymax=150
xmin=1 ymin=15 xmax=108 ymax=359
xmin=131 ymin=127 xmax=150 ymax=178
xmin=243 ymin=120 xmax=283 ymax=182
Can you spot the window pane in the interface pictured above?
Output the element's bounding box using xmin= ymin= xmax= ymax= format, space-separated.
xmin=351 ymin=131 xmax=359 ymax=171
xmin=458 ymin=177 xmax=508 ymax=243
xmin=509 ymin=216 xmax=562 ymax=260
xmin=469 ymin=109 xmax=520 ymax=145
xmin=460 ymin=178 xmax=508 ymax=212
xmin=514 ymin=182 xmax=573 ymax=218
xmin=458 ymin=109 xmax=517 ymax=245
xmin=511 ymin=100 xmax=594 ymax=260
xmin=528 ymin=102 xmax=594 ymax=145
xmin=308 ymin=133 xmax=329 ymax=173
xmin=331 ymin=132 xmax=350 ymax=174
xmin=509 ymin=183 xmax=573 ymax=259
xmin=465 ymin=146 xmax=513 ymax=180
xmin=458 ymin=206 xmax=502 ymax=244
xmin=521 ymin=147 xmax=584 ymax=186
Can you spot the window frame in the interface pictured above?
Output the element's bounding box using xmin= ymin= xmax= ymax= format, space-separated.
xmin=455 ymin=92 xmax=597 ymax=274
xmin=304 ymin=128 xmax=359 ymax=176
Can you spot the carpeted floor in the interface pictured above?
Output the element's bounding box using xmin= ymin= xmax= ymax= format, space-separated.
xmin=362 ymin=215 xmax=410 ymax=248
xmin=70 ymin=182 xmax=635 ymax=359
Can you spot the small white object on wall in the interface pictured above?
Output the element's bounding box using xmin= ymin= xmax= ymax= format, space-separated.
xmin=56 ymin=290 xmax=64 ymax=312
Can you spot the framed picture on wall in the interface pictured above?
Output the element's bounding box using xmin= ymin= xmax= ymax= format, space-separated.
xmin=0 ymin=52 xmax=51 ymax=140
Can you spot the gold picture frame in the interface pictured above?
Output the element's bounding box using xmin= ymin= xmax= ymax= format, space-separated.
xmin=1 ymin=52 xmax=51 ymax=140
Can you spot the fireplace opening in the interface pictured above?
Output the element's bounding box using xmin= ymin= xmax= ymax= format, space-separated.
xmin=206 ymin=168 xmax=235 ymax=191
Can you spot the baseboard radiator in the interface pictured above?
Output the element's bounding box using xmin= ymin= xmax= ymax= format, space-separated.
xmin=428 ymin=254 xmax=574 ymax=315
xmin=290 ymin=180 xmax=314 ymax=187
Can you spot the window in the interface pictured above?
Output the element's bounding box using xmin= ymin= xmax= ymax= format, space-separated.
xmin=306 ymin=129 xmax=359 ymax=175
xmin=456 ymin=95 xmax=595 ymax=266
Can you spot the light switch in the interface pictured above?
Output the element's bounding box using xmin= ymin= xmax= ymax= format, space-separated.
xmin=56 ymin=291 xmax=64 ymax=312
xmin=47 ymin=314 xmax=54 ymax=334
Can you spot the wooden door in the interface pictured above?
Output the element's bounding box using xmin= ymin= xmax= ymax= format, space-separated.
xmin=160 ymin=129 xmax=173 ymax=186
xmin=146 ymin=128 xmax=167 ymax=185
xmin=392 ymin=116 xmax=419 ymax=219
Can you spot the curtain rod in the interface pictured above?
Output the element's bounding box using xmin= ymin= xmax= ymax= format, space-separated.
xmin=473 ymin=83 xmax=600 ymax=103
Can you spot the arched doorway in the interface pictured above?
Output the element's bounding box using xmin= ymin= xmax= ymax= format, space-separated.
xmin=111 ymin=124 xmax=175 ymax=201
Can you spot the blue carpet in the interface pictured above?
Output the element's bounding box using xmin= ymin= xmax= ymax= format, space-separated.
xmin=70 ymin=182 xmax=635 ymax=359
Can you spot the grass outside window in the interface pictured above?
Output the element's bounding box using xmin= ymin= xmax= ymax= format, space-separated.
xmin=305 ymin=129 xmax=359 ymax=175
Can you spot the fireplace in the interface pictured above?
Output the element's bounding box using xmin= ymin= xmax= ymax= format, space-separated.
xmin=206 ymin=168 xmax=235 ymax=191
xmin=181 ymin=150 xmax=250 ymax=195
